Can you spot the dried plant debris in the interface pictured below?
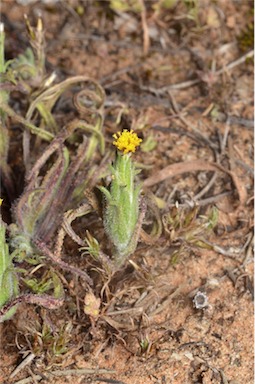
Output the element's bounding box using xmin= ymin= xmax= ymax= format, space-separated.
xmin=0 ymin=2 xmax=253 ymax=384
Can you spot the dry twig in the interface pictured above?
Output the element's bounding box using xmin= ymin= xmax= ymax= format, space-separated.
xmin=139 ymin=0 xmax=150 ymax=55
xmin=10 ymin=353 xmax=36 ymax=380
xmin=13 ymin=368 xmax=117 ymax=384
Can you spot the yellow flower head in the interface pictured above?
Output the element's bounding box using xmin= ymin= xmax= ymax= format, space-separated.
xmin=113 ymin=129 xmax=142 ymax=154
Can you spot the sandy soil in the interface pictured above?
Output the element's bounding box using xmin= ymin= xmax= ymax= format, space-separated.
xmin=0 ymin=1 xmax=254 ymax=383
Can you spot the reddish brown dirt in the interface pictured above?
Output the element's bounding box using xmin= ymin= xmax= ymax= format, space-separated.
xmin=0 ymin=1 xmax=254 ymax=384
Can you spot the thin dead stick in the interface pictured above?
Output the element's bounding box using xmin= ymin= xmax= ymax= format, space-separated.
xmin=13 ymin=376 xmax=42 ymax=384
xmin=216 ymin=49 xmax=254 ymax=75
xmin=204 ymin=233 xmax=254 ymax=261
xmin=13 ymin=369 xmax=117 ymax=384
xmin=221 ymin=118 xmax=230 ymax=153
xmin=49 ymin=368 xmax=116 ymax=376
xmin=194 ymin=173 xmax=218 ymax=201
xmin=10 ymin=354 xmax=36 ymax=379
xmin=167 ymin=191 xmax=232 ymax=208
xmin=106 ymin=307 xmax=144 ymax=317
xmin=204 ymin=241 xmax=246 ymax=260
xmin=241 ymin=232 xmax=254 ymax=265
xmin=197 ymin=191 xmax=232 ymax=206
xmin=139 ymin=0 xmax=150 ymax=55
xmin=102 ymin=315 xmax=137 ymax=331
xmin=139 ymin=78 xmax=200 ymax=94
xmin=95 ymin=378 xmax=126 ymax=384
xmin=228 ymin=134 xmax=237 ymax=172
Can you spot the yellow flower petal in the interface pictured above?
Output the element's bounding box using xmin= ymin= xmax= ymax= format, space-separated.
xmin=112 ymin=129 xmax=142 ymax=154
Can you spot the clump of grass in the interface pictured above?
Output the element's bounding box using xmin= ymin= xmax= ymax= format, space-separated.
xmin=162 ymin=205 xmax=218 ymax=264
xmin=18 ymin=318 xmax=75 ymax=368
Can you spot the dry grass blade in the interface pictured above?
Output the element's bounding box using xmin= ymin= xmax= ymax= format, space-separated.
xmin=12 ymin=368 xmax=117 ymax=384
xmin=26 ymin=76 xmax=105 ymax=122
xmin=9 ymin=353 xmax=36 ymax=379
xmin=49 ymin=368 xmax=116 ymax=376
xmin=139 ymin=0 xmax=150 ymax=55
xmin=102 ymin=315 xmax=137 ymax=332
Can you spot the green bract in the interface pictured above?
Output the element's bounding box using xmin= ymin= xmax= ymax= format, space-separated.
xmin=99 ymin=151 xmax=141 ymax=268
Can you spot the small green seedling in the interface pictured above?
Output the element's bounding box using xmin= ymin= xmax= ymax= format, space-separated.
xmin=99 ymin=129 xmax=144 ymax=268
